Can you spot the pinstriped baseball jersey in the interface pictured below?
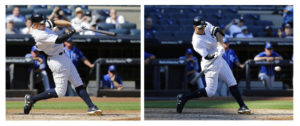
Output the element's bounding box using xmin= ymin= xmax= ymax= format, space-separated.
xmin=192 ymin=22 xmax=218 ymax=59
xmin=31 ymin=20 xmax=83 ymax=97
xmin=31 ymin=20 xmax=64 ymax=56
xmin=191 ymin=21 xmax=237 ymax=97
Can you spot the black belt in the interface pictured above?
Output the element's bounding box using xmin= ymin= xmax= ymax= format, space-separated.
xmin=48 ymin=51 xmax=64 ymax=57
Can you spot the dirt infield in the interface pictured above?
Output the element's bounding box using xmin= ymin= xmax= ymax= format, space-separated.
xmin=145 ymin=108 xmax=293 ymax=120
xmin=7 ymin=109 xmax=140 ymax=120
xmin=6 ymin=97 xmax=140 ymax=121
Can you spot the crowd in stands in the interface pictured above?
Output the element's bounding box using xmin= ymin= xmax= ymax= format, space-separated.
xmin=6 ymin=5 xmax=140 ymax=36
xmin=145 ymin=5 xmax=293 ymax=42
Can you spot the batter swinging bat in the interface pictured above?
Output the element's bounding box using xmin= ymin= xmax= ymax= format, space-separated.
xmin=83 ymin=28 xmax=117 ymax=36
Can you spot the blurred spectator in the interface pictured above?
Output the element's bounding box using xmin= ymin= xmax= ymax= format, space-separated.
xmin=145 ymin=52 xmax=156 ymax=64
xmin=102 ymin=65 xmax=123 ymax=90
xmin=64 ymin=38 xmax=94 ymax=68
xmin=82 ymin=23 xmax=102 ymax=35
xmin=254 ymin=43 xmax=283 ymax=90
xmin=81 ymin=10 xmax=97 ymax=29
xmin=236 ymin=26 xmax=253 ymax=38
xmin=179 ymin=48 xmax=204 ymax=92
xmin=282 ymin=5 xmax=293 ymax=28
xmin=105 ymin=9 xmax=125 ymax=27
xmin=216 ymin=38 xmax=244 ymax=96
xmin=225 ymin=17 xmax=246 ymax=37
xmin=264 ymin=26 xmax=273 ymax=37
xmin=6 ymin=6 xmax=26 ymax=23
xmin=48 ymin=6 xmax=69 ymax=21
xmin=25 ymin=46 xmax=50 ymax=91
xmin=6 ymin=20 xmax=19 ymax=34
xmin=71 ymin=7 xmax=85 ymax=25
xmin=64 ymin=38 xmax=94 ymax=96
xmin=277 ymin=23 xmax=293 ymax=38
xmin=145 ymin=17 xmax=157 ymax=38
xmin=21 ymin=18 xmax=32 ymax=34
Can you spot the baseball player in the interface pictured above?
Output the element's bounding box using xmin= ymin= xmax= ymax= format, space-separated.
xmin=176 ymin=16 xmax=251 ymax=114
xmin=102 ymin=65 xmax=123 ymax=90
xmin=24 ymin=14 xmax=102 ymax=115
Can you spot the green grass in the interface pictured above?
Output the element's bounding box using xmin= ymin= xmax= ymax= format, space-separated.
xmin=145 ymin=100 xmax=293 ymax=110
xmin=7 ymin=101 xmax=140 ymax=110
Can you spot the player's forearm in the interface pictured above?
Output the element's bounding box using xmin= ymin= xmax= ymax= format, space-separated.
xmin=83 ymin=58 xmax=94 ymax=68
xmin=112 ymin=81 xmax=123 ymax=90
xmin=275 ymin=57 xmax=283 ymax=60
xmin=216 ymin=32 xmax=224 ymax=46
xmin=53 ymin=20 xmax=72 ymax=27
xmin=254 ymin=57 xmax=267 ymax=61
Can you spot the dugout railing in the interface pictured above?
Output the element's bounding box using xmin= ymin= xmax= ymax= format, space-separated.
xmin=145 ymin=59 xmax=188 ymax=97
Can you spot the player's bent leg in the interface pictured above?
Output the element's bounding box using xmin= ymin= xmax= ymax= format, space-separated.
xmin=24 ymin=89 xmax=58 ymax=114
xmin=229 ymin=85 xmax=251 ymax=114
xmin=75 ymin=85 xmax=102 ymax=116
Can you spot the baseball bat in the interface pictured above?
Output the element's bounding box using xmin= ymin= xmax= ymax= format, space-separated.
xmin=84 ymin=28 xmax=117 ymax=36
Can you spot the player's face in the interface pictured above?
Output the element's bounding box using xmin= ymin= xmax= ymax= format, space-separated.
xmin=31 ymin=51 xmax=39 ymax=57
xmin=36 ymin=23 xmax=46 ymax=30
xmin=194 ymin=26 xmax=205 ymax=35
xmin=265 ymin=48 xmax=273 ymax=56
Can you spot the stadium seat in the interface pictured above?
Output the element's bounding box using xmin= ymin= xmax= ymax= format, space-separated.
xmin=109 ymin=29 xmax=129 ymax=35
xmin=33 ymin=9 xmax=52 ymax=15
xmin=255 ymin=20 xmax=273 ymax=27
xmin=173 ymin=31 xmax=193 ymax=42
xmin=118 ymin=22 xmax=136 ymax=30
xmin=153 ymin=31 xmax=173 ymax=40
xmin=29 ymin=5 xmax=47 ymax=9
xmin=243 ymin=14 xmax=260 ymax=21
xmin=19 ymin=8 xmax=33 ymax=16
xmin=130 ymin=29 xmax=140 ymax=36
xmin=97 ymin=23 xmax=115 ymax=30
xmin=162 ymin=25 xmax=179 ymax=31
xmin=13 ymin=22 xmax=26 ymax=29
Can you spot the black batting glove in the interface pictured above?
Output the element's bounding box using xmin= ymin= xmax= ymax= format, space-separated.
xmin=204 ymin=53 xmax=215 ymax=60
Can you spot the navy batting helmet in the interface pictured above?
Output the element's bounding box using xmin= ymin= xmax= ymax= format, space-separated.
xmin=193 ymin=16 xmax=207 ymax=28
xmin=31 ymin=14 xmax=46 ymax=24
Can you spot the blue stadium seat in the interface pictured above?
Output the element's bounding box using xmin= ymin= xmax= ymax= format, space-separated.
xmin=153 ymin=31 xmax=173 ymax=41
xmin=243 ymin=14 xmax=260 ymax=21
xmin=255 ymin=20 xmax=273 ymax=27
xmin=173 ymin=31 xmax=193 ymax=42
xmin=49 ymin=5 xmax=68 ymax=9
xmin=33 ymin=9 xmax=52 ymax=15
xmin=169 ymin=13 xmax=187 ymax=20
xmin=14 ymin=22 xmax=26 ymax=29
xmin=29 ymin=5 xmax=47 ymax=9
xmin=130 ymin=29 xmax=140 ymax=36
xmin=19 ymin=8 xmax=33 ymax=16
xmin=158 ymin=19 xmax=176 ymax=25
xmin=180 ymin=24 xmax=194 ymax=32
xmin=118 ymin=22 xmax=136 ymax=30
xmin=97 ymin=23 xmax=115 ymax=30
xmin=109 ymin=29 xmax=129 ymax=35
xmin=162 ymin=25 xmax=179 ymax=31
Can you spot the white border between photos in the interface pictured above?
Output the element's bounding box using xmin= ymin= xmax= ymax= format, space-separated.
xmin=0 ymin=0 xmax=298 ymax=126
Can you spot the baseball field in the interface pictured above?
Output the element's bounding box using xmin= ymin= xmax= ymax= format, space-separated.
xmin=145 ymin=97 xmax=293 ymax=120
xmin=6 ymin=97 xmax=140 ymax=120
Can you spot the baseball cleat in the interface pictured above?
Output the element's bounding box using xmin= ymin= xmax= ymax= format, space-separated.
xmin=238 ymin=106 xmax=251 ymax=114
xmin=87 ymin=106 xmax=102 ymax=116
xmin=176 ymin=94 xmax=186 ymax=113
xmin=24 ymin=94 xmax=34 ymax=114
